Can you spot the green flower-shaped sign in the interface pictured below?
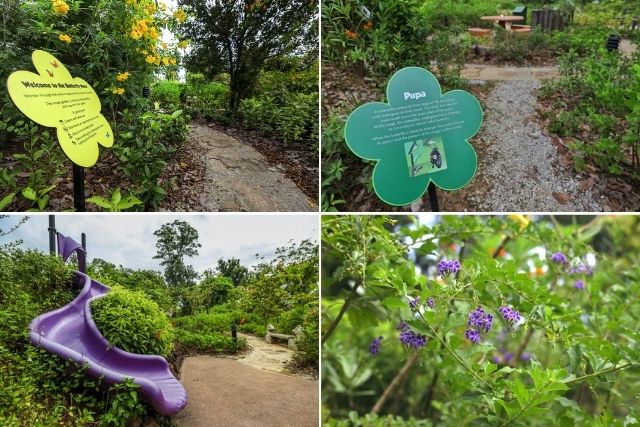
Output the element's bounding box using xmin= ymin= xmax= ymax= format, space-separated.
xmin=344 ymin=67 xmax=483 ymax=206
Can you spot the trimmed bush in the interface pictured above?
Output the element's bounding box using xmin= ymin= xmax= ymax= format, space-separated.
xmin=92 ymin=287 xmax=175 ymax=357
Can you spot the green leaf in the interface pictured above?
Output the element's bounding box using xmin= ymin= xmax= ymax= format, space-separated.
xmin=0 ymin=192 xmax=16 ymax=211
xmin=21 ymin=187 xmax=37 ymax=201
xmin=111 ymin=189 xmax=122 ymax=206
xmin=117 ymin=196 xmax=143 ymax=210
xmin=381 ymin=295 xmax=406 ymax=310
xmin=511 ymin=381 xmax=530 ymax=408
xmin=87 ymin=196 xmax=113 ymax=210
xmin=484 ymin=362 xmax=498 ymax=377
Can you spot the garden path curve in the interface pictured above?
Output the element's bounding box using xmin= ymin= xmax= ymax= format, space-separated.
xmin=189 ymin=124 xmax=316 ymax=212
xmin=173 ymin=335 xmax=318 ymax=427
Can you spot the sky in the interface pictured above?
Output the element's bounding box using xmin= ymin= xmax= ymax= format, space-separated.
xmin=0 ymin=214 xmax=318 ymax=274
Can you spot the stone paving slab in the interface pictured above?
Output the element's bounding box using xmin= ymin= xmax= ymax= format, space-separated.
xmin=462 ymin=65 xmax=560 ymax=81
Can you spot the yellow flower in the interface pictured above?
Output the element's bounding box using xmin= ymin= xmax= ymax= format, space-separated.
xmin=116 ymin=72 xmax=130 ymax=82
xmin=170 ymin=58 xmax=177 ymax=65
xmin=148 ymin=27 xmax=159 ymax=40
xmin=508 ymin=214 xmax=530 ymax=230
xmin=154 ymin=57 xmax=161 ymax=66
xmin=145 ymin=55 xmax=156 ymax=64
xmin=161 ymin=57 xmax=170 ymax=66
xmin=58 ymin=33 xmax=72 ymax=44
xmin=52 ymin=0 xmax=69 ymax=15
xmin=112 ymin=87 xmax=125 ymax=95
xmin=174 ymin=9 xmax=186 ymax=23
xmin=161 ymin=42 xmax=168 ymax=49
xmin=130 ymin=29 xmax=142 ymax=40
xmin=145 ymin=3 xmax=156 ymax=15
xmin=178 ymin=40 xmax=189 ymax=49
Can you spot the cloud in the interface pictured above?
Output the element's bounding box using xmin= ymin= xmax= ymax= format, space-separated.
xmin=0 ymin=214 xmax=318 ymax=274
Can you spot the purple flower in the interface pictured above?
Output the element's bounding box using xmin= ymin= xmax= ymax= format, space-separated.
xmin=369 ymin=336 xmax=383 ymax=356
xmin=398 ymin=322 xmax=427 ymax=349
xmin=499 ymin=305 xmax=521 ymax=329
xmin=551 ymin=252 xmax=568 ymax=264
xmin=468 ymin=306 xmax=493 ymax=333
xmin=438 ymin=259 xmax=461 ymax=276
xmin=520 ymin=352 xmax=532 ymax=362
xmin=464 ymin=328 xmax=481 ymax=344
xmin=569 ymin=264 xmax=593 ymax=277
xmin=427 ymin=297 xmax=435 ymax=309
xmin=574 ymin=280 xmax=585 ymax=290
xmin=409 ymin=297 xmax=421 ymax=312
xmin=465 ymin=306 xmax=493 ymax=344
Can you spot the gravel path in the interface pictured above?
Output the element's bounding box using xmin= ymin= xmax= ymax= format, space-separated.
xmin=471 ymin=80 xmax=601 ymax=211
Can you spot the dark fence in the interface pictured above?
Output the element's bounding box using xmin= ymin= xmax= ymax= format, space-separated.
xmin=531 ymin=8 xmax=571 ymax=31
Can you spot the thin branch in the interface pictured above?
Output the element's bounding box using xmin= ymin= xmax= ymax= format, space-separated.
xmin=371 ymin=351 xmax=420 ymax=413
xmin=321 ymin=280 xmax=360 ymax=345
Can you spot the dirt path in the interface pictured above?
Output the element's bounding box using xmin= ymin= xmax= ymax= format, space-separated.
xmin=189 ymin=124 xmax=316 ymax=212
xmin=173 ymin=335 xmax=318 ymax=427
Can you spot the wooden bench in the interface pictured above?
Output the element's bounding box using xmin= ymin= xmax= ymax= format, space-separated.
xmin=511 ymin=24 xmax=531 ymax=33
xmin=265 ymin=324 xmax=302 ymax=350
xmin=468 ymin=28 xmax=492 ymax=38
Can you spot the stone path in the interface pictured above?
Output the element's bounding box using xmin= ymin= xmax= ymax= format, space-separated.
xmin=236 ymin=333 xmax=294 ymax=375
xmin=620 ymin=38 xmax=637 ymax=58
xmin=462 ymin=64 xmax=559 ymax=81
xmin=189 ymin=124 xmax=316 ymax=212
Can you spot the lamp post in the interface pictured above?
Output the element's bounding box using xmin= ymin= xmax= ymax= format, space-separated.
xmin=231 ymin=323 xmax=237 ymax=342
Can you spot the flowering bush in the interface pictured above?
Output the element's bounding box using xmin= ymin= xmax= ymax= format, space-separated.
xmin=0 ymin=0 xmax=187 ymax=211
xmin=322 ymin=215 xmax=640 ymax=425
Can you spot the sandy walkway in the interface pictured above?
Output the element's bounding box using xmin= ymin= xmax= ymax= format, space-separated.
xmin=173 ymin=335 xmax=318 ymax=427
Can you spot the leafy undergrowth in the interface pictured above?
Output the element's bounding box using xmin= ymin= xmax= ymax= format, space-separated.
xmin=322 ymin=215 xmax=640 ymax=426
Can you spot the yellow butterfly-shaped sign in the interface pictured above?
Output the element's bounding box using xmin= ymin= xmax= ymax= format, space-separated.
xmin=7 ymin=50 xmax=114 ymax=167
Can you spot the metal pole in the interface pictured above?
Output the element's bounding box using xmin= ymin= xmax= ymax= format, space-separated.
xmin=48 ymin=215 xmax=56 ymax=254
xmin=72 ymin=164 xmax=85 ymax=212
xmin=428 ymin=182 xmax=440 ymax=212
xmin=81 ymin=233 xmax=86 ymax=251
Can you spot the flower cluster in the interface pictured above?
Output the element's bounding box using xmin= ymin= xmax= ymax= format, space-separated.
xmin=426 ymin=297 xmax=435 ymax=309
xmin=130 ymin=18 xmax=159 ymax=41
xmin=112 ymin=87 xmax=125 ymax=95
xmin=409 ymin=297 xmax=420 ymax=312
xmin=344 ymin=30 xmax=358 ymax=40
xmin=498 ymin=305 xmax=521 ymax=329
xmin=569 ymin=263 xmax=593 ymax=277
xmin=465 ymin=305 xmax=493 ymax=344
xmin=551 ymin=252 xmax=568 ymax=264
xmin=438 ymin=259 xmax=461 ymax=277
xmin=116 ymin=72 xmax=130 ymax=82
xmin=58 ymin=33 xmax=72 ymax=44
xmin=369 ymin=336 xmax=383 ymax=356
xmin=178 ymin=40 xmax=190 ymax=49
xmin=52 ymin=0 xmax=69 ymax=15
xmin=362 ymin=21 xmax=373 ymax=31
xmin=574 ymin=279 xmax=585 ymax=290
xmin=397 ymin=321 xmax=427 ymax=349
xmin=174 ymin=8 xmax=187 ymax=23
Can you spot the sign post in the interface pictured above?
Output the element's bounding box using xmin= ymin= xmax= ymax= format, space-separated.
xmin=7 ymin=50 xmax=114 ymax=212
xmin=344 ymin=67 xmax=483 ymax=209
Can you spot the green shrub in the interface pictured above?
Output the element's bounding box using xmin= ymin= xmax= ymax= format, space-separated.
xmin=293 ymin=302 xmax=319 ymax=368
xmin=276 ymin=306 xmax=306 ymax=334
xmin=184 ymin=78 xmax=230 ymax=122
xmin=277 ymin=92 xmax=318 ymax=143
xmin=238 ymin=96 xmax=279 ymax=135
xmin=92 ymin=287 xmax=175 ymax=357
xmin=151 ymin=80 xmax=184 ymax=110
xmin=175 ymin=331 xmax=246 ymax=353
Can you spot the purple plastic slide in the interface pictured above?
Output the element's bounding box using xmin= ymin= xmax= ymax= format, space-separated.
xmin=28 ymin=233 xmax=187 ymax=416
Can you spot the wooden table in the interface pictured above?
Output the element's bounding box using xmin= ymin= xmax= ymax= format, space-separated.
xmin=480 ymin=15 xmax=524 ymax=31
